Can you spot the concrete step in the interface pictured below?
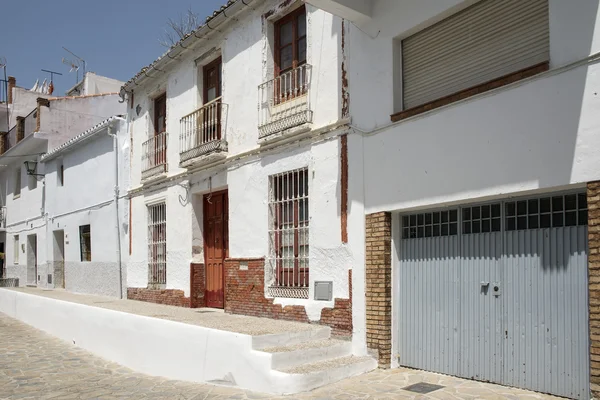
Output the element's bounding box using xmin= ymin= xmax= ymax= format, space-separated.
xmin=262 ymin=338 xmax=353 ymax=370
xmin=252 ymin=325 xmax=331 ymax=350
xmin=272 ymin=355 xmax=377 ymax=394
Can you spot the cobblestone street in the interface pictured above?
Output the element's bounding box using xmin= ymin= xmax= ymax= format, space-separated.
xmin=0 ymin=313 xmax=560 ymax=399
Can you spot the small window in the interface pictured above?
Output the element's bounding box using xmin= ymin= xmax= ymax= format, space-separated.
xmin=79 ymin=225 xmax=91 ymax=261
xmin=505 ymin=193 xmax=587 ymax=231
xmin=402 ymin=209 xmax=459 ymax=239
xmin=58 ymin=163 xmax=64 ymax=186
xmin=462 ymin=204 xmax=502 ymax=235
xmin=14 ymin=168 xmax=21 ymax=198
xmin=13 ymin=235 xmax=19 ymax=264
xmin=148 ymin=203 xmax=167 ymax=285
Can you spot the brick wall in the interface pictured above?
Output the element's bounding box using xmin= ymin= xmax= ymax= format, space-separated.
xmin=127 ymin=288 xmax=190 ymax=307
xmin=225 ymin=258 xmax=353 ymax=337
xmin=190 ymin=262 xmax=206 ymax=308
xmin=365 ymin=212 xmax=392 ymax=368
xmin=589 ymin=182 xmax=600 ymax=397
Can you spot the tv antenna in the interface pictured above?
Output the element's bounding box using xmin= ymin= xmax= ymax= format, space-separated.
xmin=41 ymin=69 xmax=62 ymax=95
xmin=62 ymin=57 xmax=81 ymax=83
xmin=62 ymin=47 xmax=86 ymax=82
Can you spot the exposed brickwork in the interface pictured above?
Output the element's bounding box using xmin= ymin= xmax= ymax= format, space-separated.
xmin=225 ymin=258 xmax=353 ymax=336
xmin=127 ymin=288 xmax=190 ymax=307
xmin=365 ymin=212 xmax=392 ymax=368
xmin=340 ymin=134 xmax=348 ymax=243
xmin=391 ymin=62 xmax=549 ymax=122
xmin=189 ymin=262 xmax=206 ymax=308
xmin=7 ymin=76 xmax=15 ymax=105
xmin=0 ymin=132 xmax=6 ymax=155
xmin=589 ymin=181 xmax=600 ymax=397
xmin=16 ymin=116 xmax=24 ymax=142
xmin=320 ymin=270 xmax=352 ymax=337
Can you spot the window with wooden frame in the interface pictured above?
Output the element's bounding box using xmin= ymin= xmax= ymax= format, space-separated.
xmin=79 ymin=225 xmax=91 ymax=262
xmin=268 ymin=168 xmax=309 ymax=291
xmin=153 ymin=94 xmax=167 ymax=166
xmin=274 ymin=6 xmax=307 ymax=102
xmin=202 ymin=57 xmax=222 ymax=142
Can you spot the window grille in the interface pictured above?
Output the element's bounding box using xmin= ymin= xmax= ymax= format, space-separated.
xmin=402 ymin=210 xmax=458 ymax=239
xmin=462 ymin=203 xmax=502 ymax=234
xmin=268 ymin=168 xmax=309 ymax=299
xmin=148 ymin=203 xmax=167 ymax=285
xmin=505 ymin=193 xmax=588 ymax=231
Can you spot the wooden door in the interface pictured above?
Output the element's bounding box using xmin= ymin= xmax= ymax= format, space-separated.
xmin=204 ymin=190 xmax=228 ymax=308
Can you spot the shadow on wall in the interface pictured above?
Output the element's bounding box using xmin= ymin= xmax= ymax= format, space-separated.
xmin=362 ymin=0 xmax=599 ymax=210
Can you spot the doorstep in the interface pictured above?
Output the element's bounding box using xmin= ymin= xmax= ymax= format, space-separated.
xmin=0 ymin=287 xmax=375 ymax=394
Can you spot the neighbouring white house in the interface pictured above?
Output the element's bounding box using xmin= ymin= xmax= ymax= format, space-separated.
xmin=0 ymin=74 xmax=127 ymax=297
xmin=306 ymin=0 xmax=600 ymax=399
xmin=121 ymin=0 xmax=356 ymax=339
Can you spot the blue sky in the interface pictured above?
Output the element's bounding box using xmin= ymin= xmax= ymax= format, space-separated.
xmin=1 ymin=0 xmax=226 ymax=95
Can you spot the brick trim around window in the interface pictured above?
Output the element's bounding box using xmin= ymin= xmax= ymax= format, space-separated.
xmin=391 ymin=62 xmax=549 ymax=122
xmin=588 ymin=181 xmax=600 ymax=397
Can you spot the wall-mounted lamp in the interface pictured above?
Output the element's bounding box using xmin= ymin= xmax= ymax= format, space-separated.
xmin=24 ymin=160 xmax=43 ymax=177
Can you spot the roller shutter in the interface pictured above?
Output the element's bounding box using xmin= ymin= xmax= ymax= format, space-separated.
xmin=402 ymin=0 xmax=549 ymax=109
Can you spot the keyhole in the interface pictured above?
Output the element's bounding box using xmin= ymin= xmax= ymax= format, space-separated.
xmin=494 ymin=286 xmax=499 ymax=292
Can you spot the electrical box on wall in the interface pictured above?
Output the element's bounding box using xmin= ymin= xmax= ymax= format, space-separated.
xmin=314 ymin=281 xmax=333 ymax=301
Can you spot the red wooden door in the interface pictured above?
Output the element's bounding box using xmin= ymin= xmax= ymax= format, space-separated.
xmin=204 ymin=190 xmax=228 ymax=308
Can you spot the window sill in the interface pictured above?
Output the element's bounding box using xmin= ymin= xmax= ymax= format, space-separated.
xmin=13 ymin=195 xmax=20 ymax=200
xmin=391 ymin=62 xmax=549 ymax=122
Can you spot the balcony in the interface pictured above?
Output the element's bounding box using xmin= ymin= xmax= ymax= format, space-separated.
xmin=179 ymin=99 xmax=227 ymax=167
xmin=141 ymin=132 xmax=168 ymax=181
xmin=2 ymin=109 xmax=37 ymax=155
xmin=258 ymin=64 xmax=313 ymax=139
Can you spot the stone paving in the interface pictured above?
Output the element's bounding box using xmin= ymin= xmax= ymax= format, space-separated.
xmin=0 ymin=313 xmax=562 ymax=399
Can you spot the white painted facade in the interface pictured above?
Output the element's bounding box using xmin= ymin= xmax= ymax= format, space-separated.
xmin=0 ymin=74 xmax=127 ymax=296
xmin=125 ymin=0 xmax=356 ymax=342
xmin=309 ymin=0 xmax=600 ymax=388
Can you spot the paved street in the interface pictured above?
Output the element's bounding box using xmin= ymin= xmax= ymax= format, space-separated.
xmin=0 ymin=312 xmax=560 ymax=400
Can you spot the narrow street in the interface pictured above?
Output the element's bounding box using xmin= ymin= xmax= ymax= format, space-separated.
xmin=0 ymin=313 xmax=559 ymax=400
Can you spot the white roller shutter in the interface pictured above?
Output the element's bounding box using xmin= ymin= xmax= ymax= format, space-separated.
xmin=402 ymin=0 xmax=549 ymax=110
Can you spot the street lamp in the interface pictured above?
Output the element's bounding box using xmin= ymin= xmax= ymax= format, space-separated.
xmin=24 ymin=160 xmax=43 ymax=177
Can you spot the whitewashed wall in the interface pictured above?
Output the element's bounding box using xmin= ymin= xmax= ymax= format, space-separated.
xmin=127 ymin=1 xmax=352 ymax=320
xmin=345 ymin=0 xmax=600 ymax=213
xmin=43 ymin=120 xmax=129 ymax=297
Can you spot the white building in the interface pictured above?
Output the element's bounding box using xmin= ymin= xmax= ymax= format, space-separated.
xmin=0 ymin=74 xmax=127 ymax=297
xmin=121 ymin=0 xmax=356 ymax=337
xmin=307 ymin=0 xmax=600 ymax=398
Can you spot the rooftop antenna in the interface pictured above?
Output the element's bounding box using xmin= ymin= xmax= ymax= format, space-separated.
xmin=62 ymin=47 xmax=86 ymax=82
xmin=0 ymin=56 xmax=9 ymax=133
xmin=41 ymin=69 xmax=62 ymax=95
xmin=62 ymin=57 xmax=80 ymax=84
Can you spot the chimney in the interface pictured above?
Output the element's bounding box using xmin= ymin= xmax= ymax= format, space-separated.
xmin=36 ymin=97 xmax=50 ymax=132
xmin=7 ymin=76 xmax=15 ymax=104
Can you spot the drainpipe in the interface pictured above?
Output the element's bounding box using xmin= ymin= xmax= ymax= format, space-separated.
xmin=107 ymin=121 xmax=123 ymax=299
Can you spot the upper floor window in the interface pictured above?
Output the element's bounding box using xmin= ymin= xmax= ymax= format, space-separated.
xmin=204 ymin=57 xmax=222 ymax=104
xmin=275 ymin=6 xmax=306 ymax=77
xmin=58 ymin=162 xmax=64 ymax=187
xmin=154 ymin=94 xmax=167 ymax=135
xmin=395 ymin=0 xmax=549 ymax=119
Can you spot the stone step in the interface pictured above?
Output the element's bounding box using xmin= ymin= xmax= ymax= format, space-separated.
xmin=262 ymin=338 xmax=353 ymax=370
xmin=252 ymin=325 xmax=331 ymax=350
xmin=272 ymin=355 xmax=377 ymax=394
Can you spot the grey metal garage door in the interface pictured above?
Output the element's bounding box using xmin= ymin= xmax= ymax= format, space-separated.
xmin=398 ymin=193 xmax=589 ymax=399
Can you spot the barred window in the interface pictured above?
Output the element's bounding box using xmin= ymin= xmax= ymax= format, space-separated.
xmin=79 ymin=225 xmax=91 ymax=262
xmin=148 ymin=203 xmax=166 ymax=285
xmin=402 ymin=209 xmax=458 ymax=239
xmin=268 ymin=168 xmax=309 ymax=299
xmin=505 ymin=193 xmax=587 ymax=231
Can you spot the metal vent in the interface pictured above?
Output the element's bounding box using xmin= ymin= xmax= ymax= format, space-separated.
xmin=314 ymin=281 xmax=332 ymax=301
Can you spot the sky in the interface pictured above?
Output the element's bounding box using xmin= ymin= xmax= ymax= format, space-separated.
xmin=0 ymin=0 xmax=226 ymax=95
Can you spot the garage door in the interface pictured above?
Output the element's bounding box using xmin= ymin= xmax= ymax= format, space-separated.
xmin=398 ymin=193 xmax=589 ymax=399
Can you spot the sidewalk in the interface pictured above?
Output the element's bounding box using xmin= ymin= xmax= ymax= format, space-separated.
xmin=6 ymin=287 xmax=317 ymax=336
